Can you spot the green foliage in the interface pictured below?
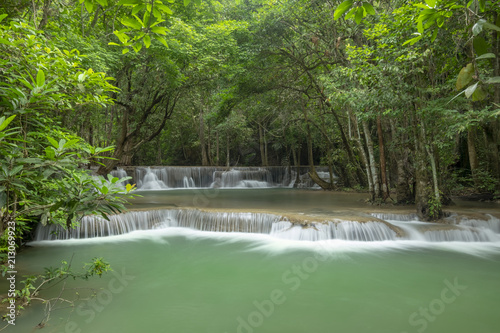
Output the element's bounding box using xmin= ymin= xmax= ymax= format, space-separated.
xmin=0 ymin=17 xmax=138 ymax=256
xmin=1 ymin=257 xmax=112 ymax=322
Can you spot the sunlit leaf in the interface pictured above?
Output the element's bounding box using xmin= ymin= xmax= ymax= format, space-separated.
xmin=484 ymin=76 xmax=500 ymax=84
xmin=36 ymin=69 xmax=45 ymax=87
xmin=143 ymin=34 xmax=151 ymax=48
xmin=464 ymin=82 xmax=478 ymax=98
xmin=456 ymin=63 xmax=474 ymax=90
xmin=476 ymin=53 xmax=495 ymax=60
xmin=334 ymin=0 xmax=353 ymax=20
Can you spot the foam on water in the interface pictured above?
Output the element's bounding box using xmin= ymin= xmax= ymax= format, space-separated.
xmin=28 ymin=226 xmax=500 ymax=259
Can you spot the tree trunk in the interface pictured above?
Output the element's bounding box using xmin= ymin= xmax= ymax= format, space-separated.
xmin=259 ymin=124 xmax=267 ymax=166
xmin=353 ymin=115 xmax=373 ymax=198
xmin=467 ymin=128 xmax=479 ymax=187
xmin=389 ymin=119 xmax=413 ymax=204
xmin=362 ymin=120 xmax=380 ymax=200
xmin=207 ymin=123 xmax=213 ymax=166
xmin=216 ymin=131 xmax=220 ymax=166
xmin=292 ymin=147 xmax=301 ymax=188
xmin=226 ymin=135 xmax=230 ymax=167
xmin=156 ymin=135 xmax=162 ymax=165
xmin=38 ymin=0 xmax=53 ymax=30
xmin=376 ymin=115 xmax=389 ymax=201
xmin=200 ymin=109 xmax=209 ymax=166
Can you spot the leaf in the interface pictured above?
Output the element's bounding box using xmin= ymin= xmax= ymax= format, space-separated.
xmin=122 ymin=48 xmax=130 ymax=54
xmin=156 ymin=4 xmax=173 ymax=14
xmin=456 ymin=63 xmax=474 ymax=90
xmin=121 ymin=17 xmax=142 ymax=30
xmin=471 ymin=85 xmax=487 ymax=101
xmin=96 ymin=0 xmax=108 ymax=6
xmin=84 ymin=0 xmax=94 ymax=13
xmin=36 ymin=69 xmax=45 ymax=87
xmin=117 ymin=0 xmax=142 ymax=5
xmin=424 ymin=0 xmax=436 ymax=7
xmin=9 ymin=165 xmax=23 ymax=176
xmin=484 ymin=76 xmax=500 ymax=84
xmin=143 ymin=34 xmax=151 ymax=48
xmin=113 ymin=30 xmax=129 ymax=43
xmin=184 ymin=0 xmax=191 ymax=5
xmin=362 ymin=2 xmax=375 ymax=15
xmin=47 ymin=136 xmax=59 ymax=148
xmin=133 ymin=42 xmax=142 ymax=52
xmin=464 ymin=82 xmax=478 ymax=98
xmin=345 ymin=7 xmax=357 ymax=20
xmin=132 ymin=4 xmax=145 ymax=15
xmin=0 ymin=115 xmax=16 ymax=132
xmin=472 ymin=19 xmax=500 ymax=36
xmin=0 ymin=38 xmax=13 ymax=46
xmin=0 ymin=14 xmax=7 ymax=23
xmin=402 ymin=34 xmax=422 ymax=46
xmin=101 ymin=186 xmax=109 ymax=195
xmin=153 ymin=35 xmax=168 ymax=47
xmin=473 ymin=36 xmax=490 ymax=56
xmin=354 ymin=7 xmax=364 ymax=24
xmin=431 ymin=28 xmax=438 ymax=42
xmin=151 ymin=26 xmax=167 ymax=35
xmin=334 ymin=0 xmax=353 ymax=20
xmin=476 ymin=53 xmax=495 ymax=60
xmin=482 ymin=20 xmax=500 ymax=32
xmin=108 ymin=42 xmax=121 ymax=46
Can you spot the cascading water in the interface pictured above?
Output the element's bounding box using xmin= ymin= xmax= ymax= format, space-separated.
xmin=113 ymin=166 xmax=332 ymax=190
xmin=34 ymin=209 xmax=500 ymax=242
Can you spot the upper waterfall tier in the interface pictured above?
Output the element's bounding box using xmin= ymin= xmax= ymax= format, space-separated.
xmin=111 ymin=166 xmax=335 ymax=190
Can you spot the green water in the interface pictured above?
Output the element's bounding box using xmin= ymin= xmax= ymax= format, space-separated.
xmin=5 ymin=189 xmax=500 ymax=332
xmin=8 ymin=230 xmax=500 ymax=333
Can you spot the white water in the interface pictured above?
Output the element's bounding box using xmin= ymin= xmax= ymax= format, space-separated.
xmin=113 ymin=166 xmax=333 ymax=190
xmin=34 ymin=209 xmax=500 ymax=243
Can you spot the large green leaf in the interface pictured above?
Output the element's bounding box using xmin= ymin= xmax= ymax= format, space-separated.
xmin=355 ymin=7 xmax=364 ymax=24
xmin=456 ymin=63 xmax=474 ymax=90
xmin=362 ymin=2 xmax=375 ymax=15
xmin=121 ymin=17 xmax=142 ymax=30
xmin=473 ymin=36 xmax=490 ymax=56
xmin=471 ymin=85 xmax=487 ymax=101
xmin=476 ymin=53 xmax=495 ymax=60
xmin=84 ymin=0 xmax=94 ymax=13
xmin=153 ymin=35 xmax=168 ymax=47
xmin=47 ymin=136 xmax=59 ymax=148
xmin=184 ymin=0 xmax=191 ymax=5
xmin=151 ymin=26 xmax=167 ymax=35
xmin=334 ymin=0 xmax=353 ymax=20
xmin=143 ymin=34 xmax=151 ymax=48
xmin=0 ymin=115 xmax=16 ymax=132
xmin=36 ymin=69 xmax=45 ymax=87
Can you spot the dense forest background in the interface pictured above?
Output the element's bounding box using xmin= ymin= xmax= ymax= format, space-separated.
xmin=1 ymin=0 xmax=499 ymax=228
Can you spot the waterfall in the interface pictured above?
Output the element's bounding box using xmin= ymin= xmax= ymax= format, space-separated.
xmin=111 ymin=166 xmax=332 ymax=190
xmin=270 ymin=221 xmax=397 ymax=241
xmin=110 ymin=168 xmax=130 ymax=184
xmin=34 ymin=208 xmax=500 ymax=242
xmin=456 ymin=214 xmax=500 ymax=233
